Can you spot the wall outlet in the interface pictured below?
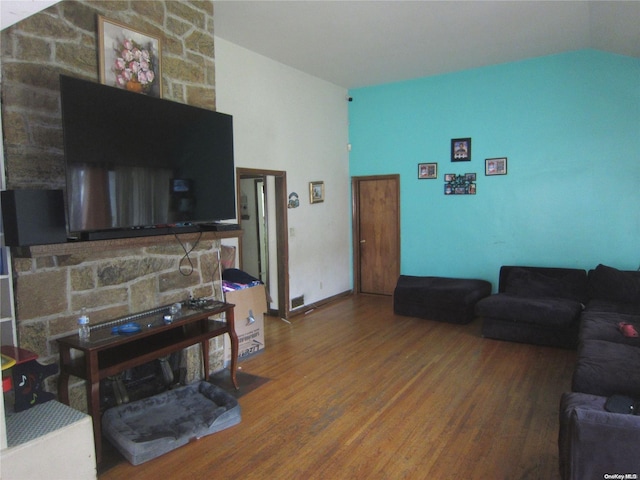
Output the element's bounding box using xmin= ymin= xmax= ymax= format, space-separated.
xmin=291 ymin=295 xmax=304 ymax=308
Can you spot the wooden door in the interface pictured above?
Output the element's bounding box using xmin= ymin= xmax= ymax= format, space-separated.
xmin=352 ymin=175 xmax=400 ymax=295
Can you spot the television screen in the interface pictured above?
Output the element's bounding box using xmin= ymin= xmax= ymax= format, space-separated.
xmin=60 ymin=75 xmax=235 ymax=235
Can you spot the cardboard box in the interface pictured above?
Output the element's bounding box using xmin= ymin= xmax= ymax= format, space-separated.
xmin=224 ymin=284 xmax=268 ymax=362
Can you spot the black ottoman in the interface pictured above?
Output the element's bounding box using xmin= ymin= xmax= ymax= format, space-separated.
xmin=393 ymin=275 xmax=491 ymax=324
xmin=559 ymin=392 xmax=640 ymax=480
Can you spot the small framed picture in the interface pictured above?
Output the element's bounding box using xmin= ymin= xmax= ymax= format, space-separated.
xmin=309 ymin=181 xmax=325 ymax=204
xmin=418 ymin=163 xmax=437 ymax=179
xmin=485 ymin=157 xmax=508 ymax=176
xmin=451 ymin=138 xmax=471 ymax=162
xmin=98 ymin=16 xmax=162 ymax=98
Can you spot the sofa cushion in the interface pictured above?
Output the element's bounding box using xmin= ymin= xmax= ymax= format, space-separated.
xmin=588 ymin=264 xmax=640 ymax=304
xmin=580 ymin=311 xmax=640 ymax=346
xmin=572 ymin=339 xmax=640 ymax=398
xmin=499 ymin=266 xmax=588 ymax=303
xmin=475 ymin=293 xmax=582 ymax=328
xmin=504 ymin=267 xmax=586 ymax=302
xmin=481 ymin=316 xmax=579 ymax=349
xmin=585 ymin=299 xmax=640 ymax=315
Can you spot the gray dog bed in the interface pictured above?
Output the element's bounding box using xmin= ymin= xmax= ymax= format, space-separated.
xmin=102 ymin=381 xmax=241 ymax=465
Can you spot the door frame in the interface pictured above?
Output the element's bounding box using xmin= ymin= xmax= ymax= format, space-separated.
xmin=351 ymin=174 xmax=401 ymax=295
xmin=236 ymin=167 xmax=289 ymax=319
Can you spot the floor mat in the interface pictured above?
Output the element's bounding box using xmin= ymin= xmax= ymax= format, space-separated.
xmin=209 ymin=369 xmax=271 ymax=399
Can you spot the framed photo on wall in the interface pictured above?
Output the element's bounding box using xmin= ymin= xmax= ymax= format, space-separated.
xmin=98 ymin=16 xmax=162 ymax=98
xmin=309 ymin=181 xmax=325 ymax=204
xmin=418 ymin=163 xmax=437 ymax=179
xmin=485 ymin=157 xmax=508 ymax=176
xmin=451 ymin=138 xmax=471 ymax=161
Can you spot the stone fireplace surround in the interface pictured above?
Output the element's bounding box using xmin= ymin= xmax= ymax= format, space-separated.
xmin=13 ymin=234 xmax=232 ymax=411
xmin=1 ymin=0 xmax=222 ymax=412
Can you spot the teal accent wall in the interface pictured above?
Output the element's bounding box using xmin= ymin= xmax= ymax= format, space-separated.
xmin=349 ymin=50 xmax=640 ymax=289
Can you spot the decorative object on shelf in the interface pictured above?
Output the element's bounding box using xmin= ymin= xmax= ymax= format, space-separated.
xmin=288 ymin=192 xmax=299 ymax=209
xmin=444 ymin=173 xmax=476 ymax=195
xmin=485 ymin=157 xmax=508 ymax=176
xmin=98 ymin=15 xmax=162 ymax=98
xmin=111 ymin=322 xmax=143 ymax=334
xmin=418 ymin=163 xmax=438 ymax=179
xmin=451 ymin=138 xmax=472 ymax=161
xmin=309 ymin=181 xmax=325 ymax=204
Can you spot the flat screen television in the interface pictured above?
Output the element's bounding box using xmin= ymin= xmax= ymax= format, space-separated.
xmin=60 ymin=75 xmax=236 ymax=238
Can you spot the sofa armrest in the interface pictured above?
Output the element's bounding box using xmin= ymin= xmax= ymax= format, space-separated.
xmin=563 ymin=406 xmax=640 ymax=480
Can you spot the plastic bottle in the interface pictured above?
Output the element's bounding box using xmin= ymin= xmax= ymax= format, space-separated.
xmin=78 ymin=308 xmax=90 ymax=341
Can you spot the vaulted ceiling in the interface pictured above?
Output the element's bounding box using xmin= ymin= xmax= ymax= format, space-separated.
xmin=213 ymin=1 xmax=640 ymax=88
xmin=2 ymin=1 xmax=638 ymax=89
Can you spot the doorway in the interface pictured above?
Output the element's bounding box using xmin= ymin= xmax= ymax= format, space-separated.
xmin=352 ymin=174 xmax=401 ymax=295
xmin=236 ymin=168 xmax=289 ymax=318
xmin=239 ymin=178 xmax=268 ymax=283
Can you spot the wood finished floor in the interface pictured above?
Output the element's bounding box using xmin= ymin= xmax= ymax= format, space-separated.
xmin=99 ymin=294 xmax=576 ymax=480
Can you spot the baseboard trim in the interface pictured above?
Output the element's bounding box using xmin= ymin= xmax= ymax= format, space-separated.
xmin=288 ymin=290 xmax=353 ymax=318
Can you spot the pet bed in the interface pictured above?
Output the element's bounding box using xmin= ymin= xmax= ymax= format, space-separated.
xmin=102 ymin=381 xmax=241 ymax=465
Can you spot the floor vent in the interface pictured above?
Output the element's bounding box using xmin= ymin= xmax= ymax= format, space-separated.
xmin=291 ymin=295 xmax=304 ymax=308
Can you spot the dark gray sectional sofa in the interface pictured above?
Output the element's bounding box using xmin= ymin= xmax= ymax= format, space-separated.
xmin=560 ymin=264 xmax=640 ymax=480
xmin=474 ymin=264 xmax=640 ymax=479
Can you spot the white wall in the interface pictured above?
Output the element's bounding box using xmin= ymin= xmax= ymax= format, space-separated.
xmin=214 ymin=37 xmax=352 ymax=307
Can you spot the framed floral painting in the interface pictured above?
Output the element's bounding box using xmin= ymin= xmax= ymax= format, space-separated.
xmin=98 ymin=16 xmax=162 ymax=97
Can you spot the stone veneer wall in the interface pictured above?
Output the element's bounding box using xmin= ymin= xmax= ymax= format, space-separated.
xmin=1 ymin=0 xmax=222 ymax=412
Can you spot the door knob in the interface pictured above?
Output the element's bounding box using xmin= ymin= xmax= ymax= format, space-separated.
xmin=360 ymin=239 xmax=366 ymax=244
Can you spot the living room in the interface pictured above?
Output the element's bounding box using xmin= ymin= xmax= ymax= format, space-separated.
xmin=1 ymin=1 xmax=638 ymax=478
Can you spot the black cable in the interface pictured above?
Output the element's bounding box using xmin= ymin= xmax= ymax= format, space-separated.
xmin=174 ymin=230 xmax=203 ymax=276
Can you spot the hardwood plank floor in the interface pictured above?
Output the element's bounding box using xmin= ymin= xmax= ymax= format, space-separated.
xmin=99 ymin=295 xmax=576 ymax=480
